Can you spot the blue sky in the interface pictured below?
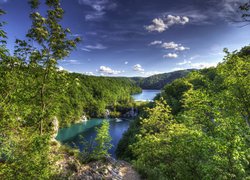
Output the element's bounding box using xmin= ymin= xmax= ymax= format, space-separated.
xmin=1 ymin=0 xmax=250 ymax=77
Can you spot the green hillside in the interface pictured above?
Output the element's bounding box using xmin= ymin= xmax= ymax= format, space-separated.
xmin=131 ymin=69 xmax=195 ymax=89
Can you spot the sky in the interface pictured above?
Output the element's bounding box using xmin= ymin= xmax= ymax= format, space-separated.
xmin=1 ymin=0 xmax=250 ymax=77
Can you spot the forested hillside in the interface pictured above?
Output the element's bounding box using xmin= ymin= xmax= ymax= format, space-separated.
xmin=117 ymin=46 xmax=250 ymax=179
xmin=131 ymin=69 xmax=195 ymax=89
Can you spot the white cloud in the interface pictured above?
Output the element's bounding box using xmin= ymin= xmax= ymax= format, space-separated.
xmin=98 ymin=66 xmax=122 ymax=75
xmin=85 ymin=12 xmax=106 ymax=21
xmin=145 ymin=15 xmax=189 ymax=33
xmin=166 ymin=15 xmax=189 ymax=25
xmin=81 ymin=48 xmax=91 ymax=52
xmin=161 ymin=41 xmax=189 ymax=51
xmin=149 ymin=40 xmax=162 ymax=46
xmin=150 ymin=41 xmax=189 ymax=52
xmin=163 ymin=53 xmax=178 ymax=58
xmin=57 ymin=66 xmax=71 ymax=72
xmin=133 ymin=64 xmax=144 ymax=72
xmin=84 ymin=43 xmax=107 ymax=50
xmin=78 ymin=0 xmax=117 ymax=10
xmin=177 ymin=60 xmax=192 ymax=66
xmin=79 ymin=0 xmax=117 ymax=21
xmin=84 ymin=72 xmax=95 ymax=76
xmin=176 ymin=58 xmax=218 ymax=69
xmin=58 ymin=66 xmax=65 ymax=71
xmin=145 ymin=18 xmax=166 ymax=33
xmin=175 ymin=46 xmax=190 ymax=51
xmin=162 ymin=42 xmax=179 ymax=49
xmin=124 ymin=61 xmax=128 ymax=65
xmin=142 ymin=71 xmax=164 ymax=76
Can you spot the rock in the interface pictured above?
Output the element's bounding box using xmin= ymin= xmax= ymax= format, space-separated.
xmin=56 ymin=154 xmax=140 ymax=180
xmin=51 ymin=116 xmax=59 ymax=140
xmin=82 ymin=115 xmax=87 ymax=121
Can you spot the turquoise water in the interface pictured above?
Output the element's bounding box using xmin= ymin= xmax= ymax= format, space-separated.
xmin=56 ymin=118 xmax=103 ymax=142
xmin=56 ymin=90 xmax=160 ymax=157
xmin=56 ymin=118 xmax=131 ymax=157
xmin=132 ymin=89 xmax=161 ymax=101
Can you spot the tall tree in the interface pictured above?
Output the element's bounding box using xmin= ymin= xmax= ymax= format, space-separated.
xmin=25 ymin=0 xmax=80 ymax=134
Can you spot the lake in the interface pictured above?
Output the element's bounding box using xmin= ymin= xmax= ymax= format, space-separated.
xmin=56 ymin=118 xmax=131 ymax=158
xmin=56 ymin=89 xmax=160 ymax=158
xmin=132 ymin=89 xmax=161 ymax=101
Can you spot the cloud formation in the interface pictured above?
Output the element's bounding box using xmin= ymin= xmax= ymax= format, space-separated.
xmin=84 ymin=43 xmax=107 ymax=51
xmin=163 ymin=53 xmax=178 ymax=58
xmin=149 ymin=40 xmax=162 ymax=46
xmin=170 ymin=0 xmax=247 ymax=25
xmin=78 ymin=0 xmax=117 ymax=21
xmin=98 ymin=66 xmax=122 ymax=75
xmin=133 ymin=64 xmax=144 ymax=72
xmin=162 ymin=41 xmax=189 ymax=51
xmin=190 ymin=62 xmax=217 ymax=69
xmin=161 ymin=41 xmax=179 ymax=49
xmin=146 ymin=15 xmax=189 ymax=32
xmin=150 ymin=41 xmax=190 ymax=51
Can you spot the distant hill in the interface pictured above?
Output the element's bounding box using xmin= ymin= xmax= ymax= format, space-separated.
xmin=131 ymin=69 xmax=196 ymax=90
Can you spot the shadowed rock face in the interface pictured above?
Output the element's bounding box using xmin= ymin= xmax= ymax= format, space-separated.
xmin=51 ymin=117 xmax=59 ymax=140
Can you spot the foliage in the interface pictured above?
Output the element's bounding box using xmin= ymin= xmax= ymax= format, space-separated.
xmin=118 ymin=46 xmax=250 ymax=179
xmin=115 ymin=102 xmax=151 ymax=160
xmin=92 ymin=120 xmax=112 ymax=160
xmin=80 ymin=121 xmax=112 ymax=162
xmin=0 ymin=132 xmax=55 ymax=179
xmin=239 ymin=1 xmax=250 ymax=22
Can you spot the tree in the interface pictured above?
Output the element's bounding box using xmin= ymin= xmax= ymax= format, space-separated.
xmin=0 ymin=1 xmax=81 ymax=178
xmin=24 ymin=0 xmax=80 ymax=134
xmin=240 ymin=1 xmax=250 ymax=23
xmin=218 ymin=49 xmax=250 ymax=127
xmin=92 ymin=120 xmax=112 ymax=160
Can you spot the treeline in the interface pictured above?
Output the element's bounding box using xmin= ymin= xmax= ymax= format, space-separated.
xmin=116 ymin=46 xmax=250 ymax=179
xmin=131 ymin=69 xmax=194 ymax=90
xmin=58 ymin=72 xmax=141 ymax=127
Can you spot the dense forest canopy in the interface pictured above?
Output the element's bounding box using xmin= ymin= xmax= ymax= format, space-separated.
xmin=116 ymin=46 xmax=250 ymax=179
